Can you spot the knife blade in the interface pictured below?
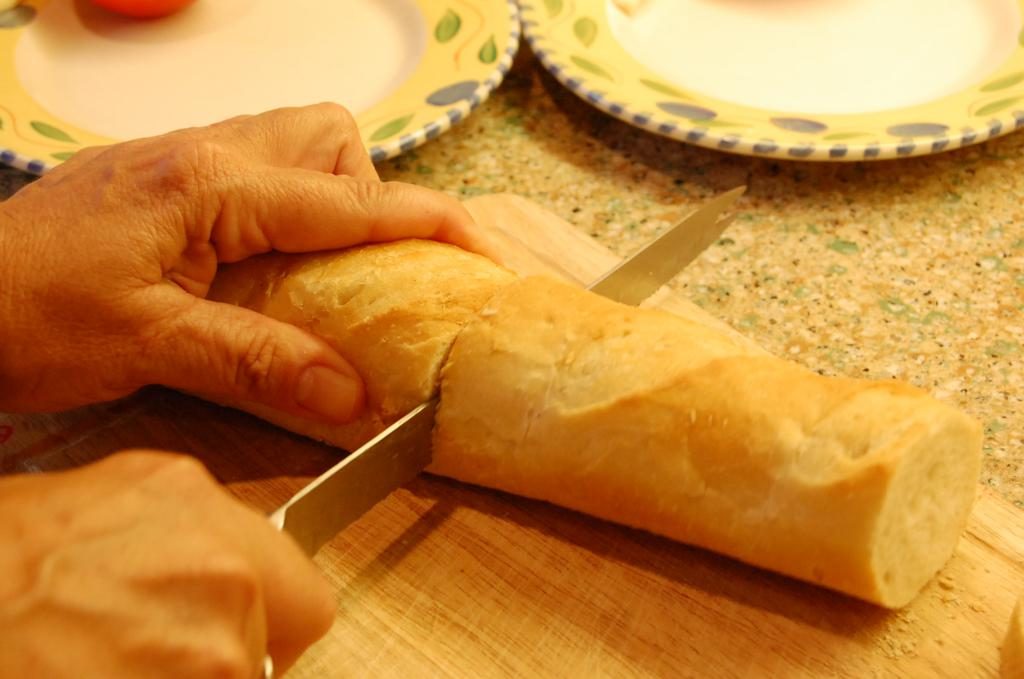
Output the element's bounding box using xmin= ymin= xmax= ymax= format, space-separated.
xmin=269 ymin=185 xmax=746 ymax=557
xmin=269 ymin=399 xmax=436 ymax=554
xmin=588 ymin=185 xmax=745 ymax=305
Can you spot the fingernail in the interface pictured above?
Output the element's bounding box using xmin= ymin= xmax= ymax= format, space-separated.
xmin=295 ymin=365 xmax=363 ymax=423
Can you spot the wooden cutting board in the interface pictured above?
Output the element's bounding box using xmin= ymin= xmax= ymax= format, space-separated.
xmin=1 ymin=194 xmax=1022 ymax=678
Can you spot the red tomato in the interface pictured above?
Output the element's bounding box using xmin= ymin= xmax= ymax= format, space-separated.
xmin=89 ymin=0 xmax=198 ymax=19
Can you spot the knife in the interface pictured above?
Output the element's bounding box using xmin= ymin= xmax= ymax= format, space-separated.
xmin=268 ymin=185 xmax=746 ymax=555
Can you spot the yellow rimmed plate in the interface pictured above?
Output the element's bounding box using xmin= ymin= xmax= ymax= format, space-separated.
xmin=0 ymin=0 xmax=519 ymax=174
xmin=521 ymin=0 xmax=1024 ymax=161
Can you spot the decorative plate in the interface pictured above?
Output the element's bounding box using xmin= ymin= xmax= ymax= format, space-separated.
xmin=0 ymin=0 xmax=519 ymax=174
xmin=520 ymin=0 xmax=1024 ymax=161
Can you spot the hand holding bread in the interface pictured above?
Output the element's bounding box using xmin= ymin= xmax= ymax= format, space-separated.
xmin=0 ymin=104 xmax=491 ymax=422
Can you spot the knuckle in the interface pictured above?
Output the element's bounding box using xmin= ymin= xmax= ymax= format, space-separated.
xmin=148 ymin=136 xmax=235 ymax=223
xmin=217 ymin=559 xmax=261 ymax=610
xmin=347 ymin=178 xmax=385 ymax=210
xmin=170 ymin=138 xmax=223 ymax=184
xmin=141 ymin=453 xmax=217 ymax=492
xmin=312 ymin=101 xmax=357 ymax=129
xmin=149 ymin=136 xmax=228 ymax=197
xmin=257 ymin=103 xmax=357 ymax=140
xmin=185 ymin=137 xmax=226 ymax=170
xmin=131 ymin=140 xmax=200 ymax=198
xmin=92 ymin=452 xmax=221 ymax=502
xmin=379 ymin=180 xmax=412 ymax=198
xmin=197 ymin=550 xmax=262 ymax=611
xmin=232 ymin=331 xmax=284 ymax=395
xmin=165 ymin=454 xmax=216 ymax=484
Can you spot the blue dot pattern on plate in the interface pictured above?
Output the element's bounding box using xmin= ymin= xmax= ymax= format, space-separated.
xmin=771 ymin=117 xmax=828 ymax=133
xmin=656 ymin=102 xmax=716 ymax=121
xmin=0 ymin=5 xmax=36 ymax=28
xmin=426 ymin=81 xmax=480 ymax=107
xmin=887 ymin=123 xmax=949 ymax=137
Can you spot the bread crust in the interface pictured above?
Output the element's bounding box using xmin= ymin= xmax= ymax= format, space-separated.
xmin=432 ymin=277 xmax=982 ymax=607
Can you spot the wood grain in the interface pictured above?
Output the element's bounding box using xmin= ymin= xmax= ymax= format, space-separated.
xmin=1 ymin=194 xmax=1021 ymax=678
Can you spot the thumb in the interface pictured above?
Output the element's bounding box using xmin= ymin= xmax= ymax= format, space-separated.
xmin=139 ymin=292 xmax=365 ymax=424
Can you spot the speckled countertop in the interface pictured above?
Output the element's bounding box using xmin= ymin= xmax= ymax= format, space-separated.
xmin=2 ymin=53 xmax=1021 ymax=508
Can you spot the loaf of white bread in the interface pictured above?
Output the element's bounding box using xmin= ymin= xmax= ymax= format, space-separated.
xmin=208 ymin=239 xmax=982 ymax=608
xmin=1006 ymin=597 xmax=1024 ymax=679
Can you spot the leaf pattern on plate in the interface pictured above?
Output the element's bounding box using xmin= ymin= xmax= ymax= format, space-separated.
xmin=656 ymin=101 xmax=716 ymax=121
xmin=51 ymin=151 xmax=76 ymax=161
xmin=981 ymin=71 xmax=1024 ymax=92
xmin=638 ymin=78 xmax=688 ymax=98
xmin=973 ymin=97 xmax=1021 ymax=117
xmin=370 ymin=115 xmax=414 ymax=142
xmin=426 ymin=80 xmax=479 ymax=106
xmin=886 ymin=123 xmax=948 ymax=137
xmin=544 ymin=0 xmax=563 ymax=19
xmin=31 ymin=121 xmax=76 ymax=143
xmin=478 ymin=35 xmax=497 ymax=64
xmin=571 ymin=55 xmax=613 ymax=81
xmin=435 ymin=9 xmax=461 ymax=43
xmin=770 ymin=117 xmax=827 ymax=134
xmin=573 ymin=17 xmax=597 ymax=47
